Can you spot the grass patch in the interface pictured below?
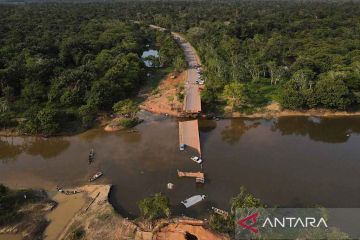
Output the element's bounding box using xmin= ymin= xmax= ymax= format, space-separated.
xmin=147 ymin=68 xmax=172 ymax=90
xmin=243 ymin=82 xmax=280 ymax=110
xmin=97 ymin=213 xmax=112 ymax=221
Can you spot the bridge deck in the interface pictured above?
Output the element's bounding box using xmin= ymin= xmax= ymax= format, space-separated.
xmin=179 ymin=120 xmax=201 ymax=156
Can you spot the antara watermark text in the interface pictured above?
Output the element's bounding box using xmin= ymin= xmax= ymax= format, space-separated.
xmin=262 ymin=217 xmax=328 ymax=228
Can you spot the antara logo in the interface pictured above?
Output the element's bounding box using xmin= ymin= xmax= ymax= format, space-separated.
xmin=237 ymin=212 xmax=328 ymax=234
xmin=237 ymin=212 xmax=260 ymax=234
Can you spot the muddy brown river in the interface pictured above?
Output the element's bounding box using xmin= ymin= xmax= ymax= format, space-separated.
xmin=1 ymin=115 xmax=360 ymax=218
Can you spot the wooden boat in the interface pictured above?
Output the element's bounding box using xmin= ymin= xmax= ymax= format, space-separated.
xmin=63 ymin=190 xmax=81 ymax=195
xmin=181 ymin=195 xmax=206 ymax=208
xmin=212 ymin=207 xmax=229 ymax=217
xmin=56 ymin=186 xmax=81 ymax=195
xmin=89 ymin=171 xmax=103 ymax=182
xmin=88 ymin=148 xmax=95 ymax=164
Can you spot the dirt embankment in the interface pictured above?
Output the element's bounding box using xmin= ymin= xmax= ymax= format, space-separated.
xmin=103 ymin=117 xmax=127 ymax=132
xmin=0 ymin=190 xmax=56 ymax=240
xmin=139 ymin=72 xmax=186 ymax=117
xmin=226 ymin=102 xmax=360 ymax=119
xmin=54 ymin=184 xmax=228 ymax=240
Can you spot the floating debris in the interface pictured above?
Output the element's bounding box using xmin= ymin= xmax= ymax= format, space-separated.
xmin=127 ymin=129 xmax=138 ymax=133
xmin=181 ymin=195 xmax=206 ymax=208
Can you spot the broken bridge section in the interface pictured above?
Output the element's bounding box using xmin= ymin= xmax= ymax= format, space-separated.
xmin=179 ymin=120 xmax=201 ymax=156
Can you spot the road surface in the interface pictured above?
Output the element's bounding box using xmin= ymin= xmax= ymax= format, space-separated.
xmin=149 ymin=26 xmax=202 ymax=113
xmin=172 ymin=32 xmax=202 ymax=113
xmin=179 ymin=120 xmax=201 ymax=155
xmin=149 ymin=25 xmax=203 ymax=155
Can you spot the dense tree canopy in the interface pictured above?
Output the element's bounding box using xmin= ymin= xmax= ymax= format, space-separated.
xmin=130 ymin=0 xmax=360 ymax=112
xmin=0 ymin=3 xmax=184 ymax=134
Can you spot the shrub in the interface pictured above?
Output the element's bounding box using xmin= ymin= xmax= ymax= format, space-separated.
xmin=138 ymin=193 xmax=171 ymax=221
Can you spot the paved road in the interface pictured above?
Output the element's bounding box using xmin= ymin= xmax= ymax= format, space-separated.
xmin=149 ymin=27 xmax=202 ymax=113
xmin=172 ymin=33 xmax=202 ymax=113
xmin=148 ymin=25 xmax=203 ymax=156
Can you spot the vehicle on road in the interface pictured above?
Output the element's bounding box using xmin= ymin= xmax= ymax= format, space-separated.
xmin=196 ymin=80 xmax=205 ymax=85
xmin=180 ymin=144 xmax=185 ymax=151
xmin=190 ymin=156 xmax=203 ymax=164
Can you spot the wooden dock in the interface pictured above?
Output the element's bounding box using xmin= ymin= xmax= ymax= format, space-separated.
xmin=177 ymin=170 xmax=205 ymax=183
xmin=179 ymin=120 xmax=201 ymax=156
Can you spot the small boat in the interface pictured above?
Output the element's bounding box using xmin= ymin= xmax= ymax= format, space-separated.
xmin=190 ymin=156 xmax=203 ymax=164
xmin=89 ymin=171 xmax=103 ymax=182
xmin=88 ymin=149 xmax=95 ymax=164
xmin=212 ymin=207 xmax=229 ymax=217
xmin=56 ymin=186 xmax=64 ymax=193
xmin=63 ymin=190 xmax=81 ymax=195
xmin=181 ymin=195 xmax=206 ymax=208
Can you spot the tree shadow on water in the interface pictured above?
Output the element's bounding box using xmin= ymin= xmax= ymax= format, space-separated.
xmin=221 ymin=119 xmax=260 ymax=144
xmin=271 ymin=116 xmax=360 ymax=143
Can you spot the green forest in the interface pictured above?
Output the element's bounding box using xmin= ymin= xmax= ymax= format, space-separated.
xmin=0 ymin=3 xmax=184 ymax=135
xmin=137 ymin=0 xmax=360 ymax=113
xmin=1 ymin=1 xmax=359 ymax=135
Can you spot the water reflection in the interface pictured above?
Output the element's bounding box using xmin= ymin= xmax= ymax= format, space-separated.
xmin=117 ymin=131 xmax=142 ymax=144
xmin=0 ymin=136 xmax=70 ymax=161
xmin=221 ymin=119 xmax=260 ymax=144
xmin=271 ymin=116 xmax=360 ymax=143
xmin=0 ymin=138 xmax=22 ymax=161
xmin=24 ymin=138 xmax=70 ymax=159
xmin=141 ymin=49 xmax=160 ymax=67
xmin=78 ymin=128 xmax=109 ymax=141
xmin=199 ymin=119 xmax=217 ymax=132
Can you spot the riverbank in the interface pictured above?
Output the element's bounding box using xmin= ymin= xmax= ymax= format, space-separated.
xmin=0 ymin=184 xmax=228 ymax=240
xmin=48 ymin=184 xmax=229 ymax=240
xmin=0 ymin=187 xmax=56 ymax=240
xmin=224 ymin=102 xmax=360 ymax=119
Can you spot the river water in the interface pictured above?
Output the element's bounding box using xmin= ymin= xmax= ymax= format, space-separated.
xmin=1 ymin=115 xmax=360 ymax=218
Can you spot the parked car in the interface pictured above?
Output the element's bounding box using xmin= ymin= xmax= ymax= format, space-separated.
xmin=190 ymin=156 xmax=203 ymax=164
xmin=180 ymin=144 xmax=185 ymax=151
xmin=196 ymin=80 xmax=205 ymax=85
